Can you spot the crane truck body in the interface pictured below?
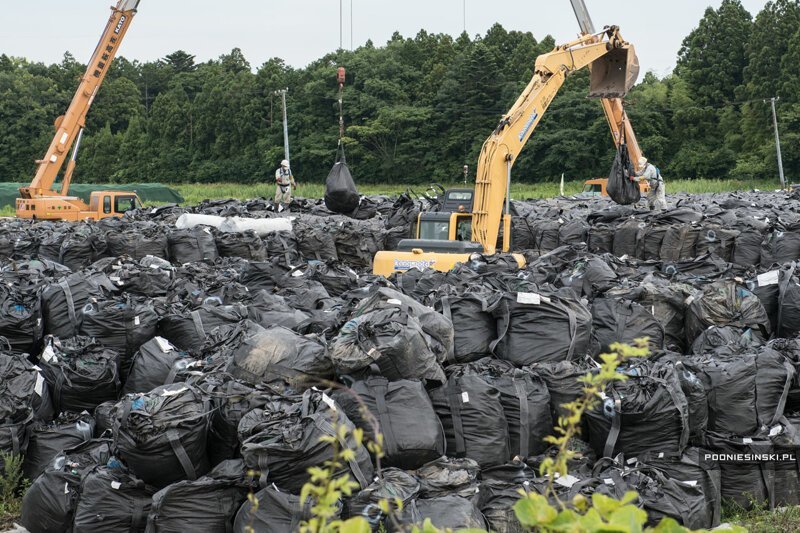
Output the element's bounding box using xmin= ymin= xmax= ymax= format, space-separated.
xmin=16 ymin=0 xmax=142 ymax=221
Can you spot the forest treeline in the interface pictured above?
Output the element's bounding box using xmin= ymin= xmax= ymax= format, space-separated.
xmin=0 ymin=0 xmax=798 ymax=185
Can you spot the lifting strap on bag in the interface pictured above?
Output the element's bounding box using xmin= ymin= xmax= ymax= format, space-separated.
xmin=603 ymin=390 xmax=623 ymax=458
xmin=58 ymin=280 xmax=78 ymax=333
xmin=190 ymin=311 xmax=207 ymax=341
xmin=512 ymin=373 xmax=530 ymax=458
xmin=775 ymin=262 xmax=797 ymax=339
xmin=130 ymin=495 xmax=148 ymax=533
xmin=445 ymin=377 xmax=468 ymax=457
xmin=370 ymin=377 xmax=399 ymax=459
xmin=166 ymin=428 xmax=197 ymax=481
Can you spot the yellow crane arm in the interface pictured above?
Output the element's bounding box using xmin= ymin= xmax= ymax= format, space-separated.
xmin=472 ymin=27 xmax=638 ymax=254
xmin=20 ymin=0 xmax=140 ymax=200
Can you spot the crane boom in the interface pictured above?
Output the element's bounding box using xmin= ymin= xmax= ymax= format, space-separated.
xmin=20 ymin=0 xmax=140 ymax=200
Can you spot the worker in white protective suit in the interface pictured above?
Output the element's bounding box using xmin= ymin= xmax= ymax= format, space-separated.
xmin=636 ymin=156 xmax=666 ymax=211
xmin=275 ymin=159 xmax=296 ymax=208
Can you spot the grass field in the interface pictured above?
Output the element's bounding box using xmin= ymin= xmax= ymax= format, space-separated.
xmin=170 ymin=178 xmax=784 ymax=206
xmin=0 ymin=179 xmax=784 ymax=217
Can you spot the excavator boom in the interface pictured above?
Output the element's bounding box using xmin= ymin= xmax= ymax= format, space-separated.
xmin=373 ymin=26 xmax=641 ymax=276
xmin=472 ymin=27 xmax=638 ymax=255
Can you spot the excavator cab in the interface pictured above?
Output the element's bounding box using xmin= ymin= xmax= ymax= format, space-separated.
xmin=588 ymin=44 xmax=639 ymax=98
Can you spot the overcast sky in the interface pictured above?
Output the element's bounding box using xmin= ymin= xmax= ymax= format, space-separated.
xmin=2 ymin=0 xmax=770 ymax=77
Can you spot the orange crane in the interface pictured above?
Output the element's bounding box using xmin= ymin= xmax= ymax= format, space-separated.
xmin=16 ymin=0 xmax=142 ymax=221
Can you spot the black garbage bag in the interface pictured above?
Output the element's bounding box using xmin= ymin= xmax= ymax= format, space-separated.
xmin=145 ymin=459 xmax=250 ymax=533
xmin=226 ymin=323 xmax=333 ymax=391
xmin=455 ymin=358 xmax=552 ymax=460
xmin=324 ymin=148 xmax=360 ymax=214
xmin=585 ymin=362 xmax=690 ymax=458
xmin=606 ymin=281 xmax=692 ymax=353
xmin=238 ymin=390 xmax=373 ymax=493
xmin=303 ymin=260 xmax=360 ymax=298
xmin=106 ymin=229 xmax=169 ymax=260
xmin=41 ymin=273 xmax=102 ymax=339
xmin=344 ymin=468 xmax=419 ymax=527
xmin=606 ymin=145 xmax=640 ymax=205
xmin=0 ymin=350 xmax=53 ymax=423
xmin=263 ymin=230 xmax=302 ymax=266
xmin=203 ymin=376 xmax=281 ymax=466
xmin=429 ymin=373 xmax=510 ymax=467
xmin=703 ymin=431 xmax=773 ymax=510
xmin=435 ymin=292 xmax=503 ymax=364
xmin=332 ymin=375 xmax=445 ymax=469
xmin=113 ymin=383 xmax=211 ymax=489
xmin=80 ymin=297 xmax=159 ymax=364
xmin=398 ymin=495 xmax=488 ymax=530
xmin=591 ymin=459 xmax=710 ymax=530
xmin=688 ymin=347 xmax=793 ymax=435
xmin=591 ymin=298 xmax=665 ymax=354
xmin=72 ymin=465 xmax=155 ymax=533
xmin=167 ymin=227 xmax=218 ymax=264
xmin=94 ymin=401 xmax=116 ymax=436
xmin=530 ymin=359 xmax=598 ymax=423
xmin=232 ymin=487 xmax=324 ymax=533
xmin=214 ymin=229 xmax=268 ymax=261
xmin=124 ymin=337 xmax=194 ymax=394
xmin=246 ymin=294 xmax=310 ymax=332
xmin=690 ymin=325 xmax=763 ymax=355
xmin=635 ymin=448 xmax=722 ymax=528
xmin=332 ymin=217 xmax=385 ymax=268
xmin=293 ymin=216 xmax=339 ymax=262
xmin=23 ymin=411 xmax=94 ymax=481
xmin=685 ymin=280 xmax=771 ymax=347
xmin=21 ymin=438 xmax=113 ymax=533
xmin=330 ymin=306 xmax=445 ymax=383
xmin=492 ymin=289 xmax=593 ymax=365
xmin=39 ymin=336 xmax=121 ymax=415
xmin=158 ymin=303 xmax=249 ymax=352
xmin=0 ymin=290 xmax=42 ymax=355
xmin=414 ymin=457 xmax=481 ymax=498
xmin=354 ymin=287 xmax=454 ymax=361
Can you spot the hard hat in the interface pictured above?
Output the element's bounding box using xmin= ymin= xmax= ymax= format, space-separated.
xmin=638 ymin=156 xmax=648 ymax=167
xmin=281 ymin=159 xmax=290 ymax=168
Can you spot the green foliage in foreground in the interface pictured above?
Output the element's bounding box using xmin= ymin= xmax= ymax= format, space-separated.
xmin=0 ymin=453 xmax=27 ymax=530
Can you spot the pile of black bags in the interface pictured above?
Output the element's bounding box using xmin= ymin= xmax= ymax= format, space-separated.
xmin=6 ymin=190 xmax=800 ymax=531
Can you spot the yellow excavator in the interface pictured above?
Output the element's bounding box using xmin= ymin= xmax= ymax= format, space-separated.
xmin=16 ymin=0 xmax=142 ymax=221
xmin=373 ymin=1 xmax=644 ymax=276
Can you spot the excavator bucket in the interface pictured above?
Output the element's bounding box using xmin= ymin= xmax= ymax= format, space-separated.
xmin=588 ymin=45 xmax=640 ymax=98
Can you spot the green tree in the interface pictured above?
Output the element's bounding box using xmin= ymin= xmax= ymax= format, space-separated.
xmin=164 ymin=50 xmax=196 ymax=73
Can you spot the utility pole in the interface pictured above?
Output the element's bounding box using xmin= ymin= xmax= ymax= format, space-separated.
xmin=274 ymin=88 xmax=290 ymax=163
xmin=767 ymin=97 xmax=786 ymax=189
xmin=339 ymin=0 xmax=343 ymax=50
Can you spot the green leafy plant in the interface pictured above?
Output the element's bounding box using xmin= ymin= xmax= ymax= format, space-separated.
xmin=0 ymin=453 xmax=27 ymax=529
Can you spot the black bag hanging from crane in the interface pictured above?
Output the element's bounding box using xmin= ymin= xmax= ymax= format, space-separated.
xmin=324 ymin=66 xmax=360 ymax=214
xmin=324 ymin=142 xmax=360 ymax=214
xmin=606 ymin=143 xmax=641 ymax=205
